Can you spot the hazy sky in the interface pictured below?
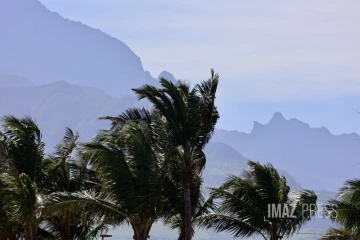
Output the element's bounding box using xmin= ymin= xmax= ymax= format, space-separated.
xmin=39 ymin=0 xmax=359 ymax=99
xmin=38 ymin=0 xmax=360 ymax=134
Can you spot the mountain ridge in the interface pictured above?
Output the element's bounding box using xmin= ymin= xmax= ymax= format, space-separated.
xmin=0 ymin=0 xmax=155 ymax=97
xmin=213 ymin=112 xmax=360 ymax=191
xmin=235 ymin=111 xmax=359 ymax=137
xmin=0 ymin=79 xmax=141 ymax=148
xmin=204 ymin=141 xmax=303 ymax=190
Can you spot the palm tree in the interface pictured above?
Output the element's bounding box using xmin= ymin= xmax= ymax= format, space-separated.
xmin=162 ymin=160 xmax=214 ymax=240
xmin=47 ymin=108 xmax=174 ymax=240
xmin=197 ymin=161 xmax=317 ymax=240
xmin=132 ymin=69 xmax=220 ymax=240
xmin=0 ymin=117 xmax=103 ymax=240
xmin=323 ymin=179 xmax=360 ymax=239
xmin=0 ymin=116 xmax=45 ymax=240
xmin=41 ymin=128 xmax=103 ymax=240
xmin=0 ymin=141 xmax=21 ymax=239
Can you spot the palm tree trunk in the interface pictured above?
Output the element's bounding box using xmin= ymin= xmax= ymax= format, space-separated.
xmin=131 ymin=219 xmax=151 ymax=240
xmin=270 ymin=224 xmax=278 ymax=240
xmin=183 ymin=148 xmax=193 ymax=240
xmin=60 ymin=219 xmax=71 ymax=240
xmin=183 ymin=181 xmax=192 ymax=240
xmin=25 ymin=223 xmax=34 ymax=240
xmin=178 ymin=224 xmax=185 ymax=240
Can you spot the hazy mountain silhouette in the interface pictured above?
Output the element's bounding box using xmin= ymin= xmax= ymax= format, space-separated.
xmin=203 ymin=141 xmax=302 ymax=190
xmin=0 ymin=79 xmax=142 ymax=148
xmin=0 ymin=1 xmax=345 ymax=238
xmin=0 ymin=74 xmax=303 ymax=191
xmin=158 ymin=71 xmax=177 ymax=82
xmin=203 ymin=141 xmax=333 ymax=237
xmin=0 ymin=0 xmax=155 ymax=97
xmin=0 ymin=75 xmax=335 ymax=238
xmin=203 ymin=141 xmax=248 ymax=187
xmin=212 ymin=112 xmax=360 ymax=191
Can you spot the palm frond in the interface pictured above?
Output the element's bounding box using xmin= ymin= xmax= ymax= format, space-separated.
xmin=53 ymin=127 xmax=79 ymax=160
xmin=0 ymin=115 xmax=45 ymax=181
xmin=198 ymin=213 xmax=267 ymax=239
xmin=325 ymin=178 xmax=360 ymax=236
xmin=200 ymin=161 xmax=316 ymax=240
xmin=45 ymin=190 xmax=127 ymax=225
xmin=321 ymin=227 xmax=358 ymax=240
xmin=99 ymin=108 xmax=152 ymax=130
xmin=279 ymin=190 xmax=317 ymax=237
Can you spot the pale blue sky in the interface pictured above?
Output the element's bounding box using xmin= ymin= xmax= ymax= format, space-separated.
xmin=39 ymin=0 xmax=359 ymax=97
xmin=38 ymin=0 xmax=360 ymax=134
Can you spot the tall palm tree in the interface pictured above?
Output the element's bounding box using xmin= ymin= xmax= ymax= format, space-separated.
xmin=0 ymin=116 xmax=45 ymax=240
xmin=132 ymin=69 xmax=220 ymax=240
xmin=162 ymin=160 xmax=214 ymax=240
xmin=197 ymin=161 xmax=317 ymax=240
xmin=324 ymin=179 xmax=360 ymax=239
xmin=47 ymin=108 xmax=174 ymax=240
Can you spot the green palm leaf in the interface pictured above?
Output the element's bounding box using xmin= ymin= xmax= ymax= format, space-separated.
xmin=133 ymin=69 xmax=220 ymax=240
xmin=198 ymin=161 xmax=317 ymax=240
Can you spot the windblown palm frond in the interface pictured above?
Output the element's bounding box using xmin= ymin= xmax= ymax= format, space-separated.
xmin=132 ymin=69 xmax=220 ymax=240
xmin=1 ymin=115 xmax=44 ymax=181
xmin=53 ymin=127 xmax=79 ymax=161
xmin=324 ymin=179 xmax=360 ymax=237
xmin=99 ymin=107 xmax=152 ymax=130
xmin=0 ymin=116 xmax=46 ymax=239
xmin=338 ymin=179 xmax=360 ymax=202
xmin=40 ymin=128 xmax=80 ymax=193
xmin=197 ymin=161 xmax=317 ymax=240
xmin=47 ymin=109 xmax=174 ymax=240
xmin=46 ymin=190 xmax=127 ymax=226
xmin=321 ymin=227 xmax=359 ymax=240
xmin=133 ymin=70 xmax=219 ymax=153
xmin=41 ymin=127 xmax=105 ymax=239
xmin=0 ymin=172 xmax=44 ymax=239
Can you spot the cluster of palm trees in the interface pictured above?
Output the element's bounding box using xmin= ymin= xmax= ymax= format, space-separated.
xmin=0 ymin=69 xmax=324 ymax=240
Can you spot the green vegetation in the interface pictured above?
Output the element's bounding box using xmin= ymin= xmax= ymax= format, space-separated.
xmin=132 ymin=69 xmax=220 ymax=240
xmin=197 ymin=161 xmax=317 ymax=240
xmin=2 ymin=69 xmax=355 ymax=240
xmin=321 ymin=179 xmax=360 ymax=239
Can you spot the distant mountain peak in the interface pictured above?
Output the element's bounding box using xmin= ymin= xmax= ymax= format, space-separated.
xmin=158 ymin=71 xmax=176 ymax=82
xmin=251 ymin=121 xmax=264 ymax=134
xmin=250 ymin=112 xmax=322 ymax=136
xmin=268 ymin=112 xmax=312 ymax=129
xmin=270 ymin=111 xmax=286 ymax=123
xmin=213 ymin=113 xmax=360 ymax=191
xmin=0 ymin=0 xmax=155 ymax=97
xmin=251 ymin=112 xmax=286 ymax=134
